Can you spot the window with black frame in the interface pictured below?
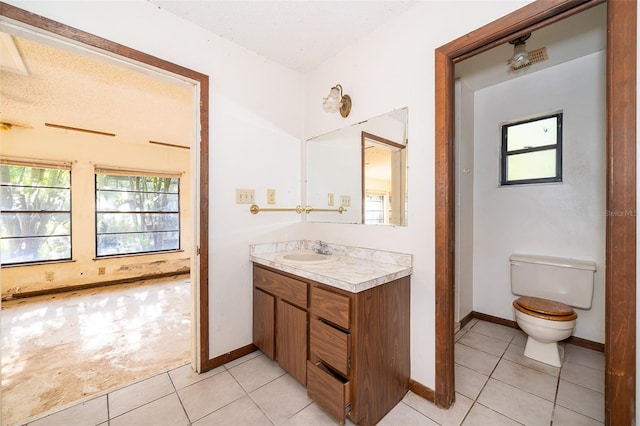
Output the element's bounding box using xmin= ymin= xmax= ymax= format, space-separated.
xmin=95 ymin=169 xmax=180 ymax=257
xmin=500 ymin=112 xmax=563 ymax=186
xmin=0 ymin=160 xmax=72 ymax=265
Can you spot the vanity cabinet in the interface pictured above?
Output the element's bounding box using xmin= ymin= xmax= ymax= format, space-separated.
xmin=307 ymin=278 xmax=410 ymax=425
xmin=252 ymin=263 xmax=410 ymax=426
xmin=253 ymin=265 xmax=308 ymax=385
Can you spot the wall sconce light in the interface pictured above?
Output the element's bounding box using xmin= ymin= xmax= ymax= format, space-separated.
xmin=507 ymin=33 xmax=531 ymax=70
xmin=322 ymin=84 xmax=352 ymax=117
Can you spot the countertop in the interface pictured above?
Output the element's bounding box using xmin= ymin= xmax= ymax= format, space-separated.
xmin=250 ymin=240 xmax=412 ymax=293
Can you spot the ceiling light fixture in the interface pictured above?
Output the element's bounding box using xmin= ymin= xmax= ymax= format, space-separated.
xmin=507 ymin=33 xmax=531 ymax=71
xmin=322 ymin=84 xmax=351 ymax=117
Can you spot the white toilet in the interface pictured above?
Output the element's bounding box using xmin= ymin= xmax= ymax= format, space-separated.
xmin=510 ymin=254 xmax=596 ymax=367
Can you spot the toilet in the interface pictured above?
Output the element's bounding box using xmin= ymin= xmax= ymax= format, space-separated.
xmin=510 ymin=254 xmax=596 ymax=367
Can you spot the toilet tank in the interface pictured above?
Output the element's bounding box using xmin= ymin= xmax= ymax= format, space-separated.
xmin=510 ymin=254 xmax=596 ymax=309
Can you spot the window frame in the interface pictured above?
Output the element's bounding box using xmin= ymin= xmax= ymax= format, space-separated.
xmin=94 ymin=169 xmax=181 ymax=258
xmin=500 ymin=112 xmax=563 ymax=186
xmin=0 ymin=159 xmax=73 ymax=266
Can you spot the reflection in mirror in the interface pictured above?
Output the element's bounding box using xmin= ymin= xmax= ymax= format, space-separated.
xmin=362 ymin=131 xmax=407 ymax=225
xmin=306 ymin=108 xmax=408 ymax=225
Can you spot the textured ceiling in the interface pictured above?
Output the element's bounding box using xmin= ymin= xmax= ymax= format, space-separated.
xmin=150 ymin=0 xmax=415 ymax=72
xmin=0 ymin=35 xmax=193 ymax=147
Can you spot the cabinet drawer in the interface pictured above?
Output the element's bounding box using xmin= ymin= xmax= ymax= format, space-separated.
xmin=307 ymin=361 xmax=350 ymax=424
xmin=253 ymin=266 xmax=307 ymax=308
xmin=310 ymin=286 xmax=350 ymax=329
xmin=310 ymin=318 xmax=350 ymax=376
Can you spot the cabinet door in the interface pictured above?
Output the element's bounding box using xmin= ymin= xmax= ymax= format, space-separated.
xmin=253 ymin=288 xmax=275 ymax=359
xmin=277 ymin=299 xmax=307 ymax=385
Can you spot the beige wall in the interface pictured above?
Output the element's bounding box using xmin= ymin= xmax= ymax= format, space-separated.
xmin=1 ymin=126 xmax=192 ymax=297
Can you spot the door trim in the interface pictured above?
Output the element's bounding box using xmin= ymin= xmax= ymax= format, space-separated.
xmin=0 ymin=2 xmax=211 ymax=372
xmin=434 ymin=0 xmax=636 ymax=423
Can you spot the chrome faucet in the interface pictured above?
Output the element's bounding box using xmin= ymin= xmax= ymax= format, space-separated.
xmin=314 ymin=240 xmax=331 ymax=255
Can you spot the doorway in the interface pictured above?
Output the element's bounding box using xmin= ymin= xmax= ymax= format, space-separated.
xmin=0 ymin=0 xmax=210 ymax=404
xmin=434 ymin=1 xmax=635 ymax=425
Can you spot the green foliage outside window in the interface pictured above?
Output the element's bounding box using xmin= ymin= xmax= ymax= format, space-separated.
xmin=95 ymin=174 xmax=180 ymax=257
xmin=0 ymin=164 xmax=71 ymax=265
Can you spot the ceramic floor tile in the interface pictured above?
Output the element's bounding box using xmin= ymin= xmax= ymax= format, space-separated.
xmin=27 ymin=395 xmax=108 ymax=426
xmin=455 ymin=363 xmax=489 ymax=400
xmin=223 ymin=350 xmax=262 ymax=369
xmin=177 ymin=370 xmax=246 ymax=422
xmin=556 ymin=379 xmax=604 ymax=422
xmin=250 ymin=374 xmax=312 ymax=424
xmin=470 ymin=321 xmax=519 ymax=343
xmin=462 ymin=318 xmax=479 ymax=332
xmin=455 ymin=328 xmax=468 ymax=342
xmin=110 ymin=393 xmax=189 ymax=426
xmin=461 ymin=403 xmax=521 ymax=426
xmin=503 ymin=342 xmax=560 ymax=377
xmin=227 ymin=353 xmax=286 ymax=392
xmin=560 ymin=360 xmax=604 ymax=393
xmin=509 ymin=330 xmax=528 ymax=347
xmin=552 ymin=405 xmax=604 ymax=425
xmin=169 ymin=363 xmax=225 ymax=390
xmin=403 ymin=391 xmax=473 ymax=426
xmin=377 ymin=402 xmax=439 ymax=426
xmin=283 ymin=402 xmax=346 ymax=426
xmin=108 ymin=373 xmax=175 ymax=418
xmin=192 ymin=395 xmax=272 ymax=426
xmin=477 ymin=378 xmax=553 ymax=426
xmin=491 ymin=358 xmax=558 ymax=401
xmin=455 ymin=342 xmax=500 ymax=376
xmin=458 ymin=331 xmax=509 ymax=357
xmin=564 ymin=345 xmax=605 ymax=372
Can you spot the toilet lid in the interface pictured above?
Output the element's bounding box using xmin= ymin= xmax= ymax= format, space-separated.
xmin=513 ymin=296 xmax=577 ymax=321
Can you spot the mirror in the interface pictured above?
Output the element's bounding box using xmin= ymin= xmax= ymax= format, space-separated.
xmin=306 ymin=108 xmax=408 ymax=225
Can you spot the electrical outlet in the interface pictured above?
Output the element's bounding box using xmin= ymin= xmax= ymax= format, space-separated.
xmin=267 ymin=189 xmax=276 ymax=204
xmin=98 ymin=267 xmax=106 ymax=275
xmin=340 ymin=195 xmax=351 ymax=207
xmin=236 ymin=188 xmax=255 ymax=204
xmin=328 ymin=193 xmax=334 ymax=206
xmin=45 ymin=271 xmax=54 ymax=281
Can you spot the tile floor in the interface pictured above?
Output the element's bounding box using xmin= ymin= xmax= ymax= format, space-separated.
xmin=16 ymin=318 xmax=604 ymax=426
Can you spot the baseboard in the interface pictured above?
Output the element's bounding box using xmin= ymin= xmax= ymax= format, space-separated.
xmin=471 ymin=311 xmax=605 ymax=353
xmin=459 ymin=312 xmax=474 ymax=329
xmin=2 ymin=270 xmax=190 ymax=301
xmin=472 ymin=311 xmax=519 ymax=329
xmin=207 ymin=343 xmax=258 ymax=370
xmin=408 ymin=379 xmax=435 ymax=403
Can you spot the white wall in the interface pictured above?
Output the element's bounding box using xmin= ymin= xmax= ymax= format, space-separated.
xmin=301 ymin=1 xmax=530 ymax=389
xmin=4 ymin=0 xmax=306 ymax=358
xmin=455 ymin=79 xmax=475 ymax=325
xmin=471 ymin=52 xmax=606 ymax=343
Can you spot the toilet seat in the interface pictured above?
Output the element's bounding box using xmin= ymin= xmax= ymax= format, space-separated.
xmin=513 ymin=296 xmax=577 ymax=321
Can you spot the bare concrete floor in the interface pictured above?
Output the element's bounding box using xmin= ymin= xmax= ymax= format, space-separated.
xmin=1 ymin=275 xmax=191 ymax=425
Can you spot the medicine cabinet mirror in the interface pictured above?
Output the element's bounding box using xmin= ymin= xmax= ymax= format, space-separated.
xmin=306 ymin=107 xmax=408 ymax=225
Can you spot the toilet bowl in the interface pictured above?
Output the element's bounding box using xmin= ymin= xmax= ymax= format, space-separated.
xmin=510 ymin=254 xmax=596 ymax=367
xmin=513 ymin=296 xmax=577 ymax=367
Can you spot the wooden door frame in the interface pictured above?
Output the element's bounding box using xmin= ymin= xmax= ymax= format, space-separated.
xmin=434 ymin=0 xmax=636 ymax=424
xmin=0 ymin=2 xmax=211 ymax=371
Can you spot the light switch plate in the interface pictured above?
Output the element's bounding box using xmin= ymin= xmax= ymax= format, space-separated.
xmin=236 ymin=189 xmax=255 ymax=204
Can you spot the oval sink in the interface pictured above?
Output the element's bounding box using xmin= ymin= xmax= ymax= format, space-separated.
xmin=275 ymin=251 xmax=339 ymax=265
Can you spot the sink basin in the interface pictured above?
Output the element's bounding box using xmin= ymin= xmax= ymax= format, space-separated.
xmin=275 ymin=251 xmax=339 ymax=265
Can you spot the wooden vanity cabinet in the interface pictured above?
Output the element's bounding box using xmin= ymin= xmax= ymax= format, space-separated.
xmin=253 ymin=265 xmax=308 ymax=385
xmin=252 ymin=263 xmax=410 ymax=425
xmin=308 ymin=276 xmax=411 ymax=426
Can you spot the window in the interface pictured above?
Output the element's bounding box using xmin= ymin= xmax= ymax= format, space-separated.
xmin=95 ymin=170 xmax=180 ymax=257
xmin=364 ymin=194 xmax=386 ymax=224
xmin=500 ymin=112 xmax=562 ymax=185
xmin=0 ymin=160 xmax=72 ymax=265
